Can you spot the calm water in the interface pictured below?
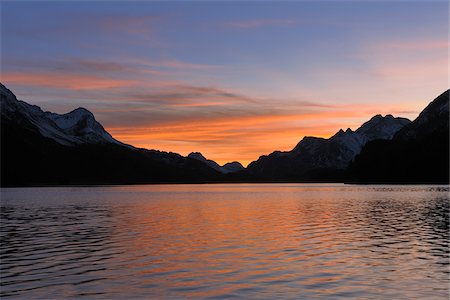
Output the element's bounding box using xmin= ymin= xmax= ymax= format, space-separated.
xmin=0 ymin=184 xmax=449 ymax=299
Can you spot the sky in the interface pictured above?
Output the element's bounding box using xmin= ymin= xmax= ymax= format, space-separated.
xmin=1 ymin=0 xmax=448 ymax=166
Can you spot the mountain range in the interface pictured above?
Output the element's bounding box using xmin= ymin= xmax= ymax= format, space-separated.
xmin=187 ymin=152 xmax=245 ymax=174
xmin=348 ymin=90 xmax=449 ymax=184
xmin=246 ymin=114 xmax=411 ymax=181
xmin=1 ymin=82 xmax=448 ymax=186
xmin=1 ymin=83 xmax=223 ymax=186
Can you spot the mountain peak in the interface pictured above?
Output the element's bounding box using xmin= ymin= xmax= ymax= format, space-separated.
xmin=394 ymin=89 xmax=449 ymax=141
xmin=249 ymin=111 xmax=412 ymax=177
xmin=188 ymin=152 xmax=207 ymax=161
xmin=331 ymin=128 xmax=351 ymax=139
xmin=349 ymin=89 xmax=449 ymax=184
xmin=365 ymin=114 xmax=396 ymax=125
xmin=1 ymin=82 xmax=122 ymax=146
xmin=69 ymin=107 xmax=94 ymax=116
xmin=188 ymin=152 xmax=244 ymax=174
xmin=356 ymin=114 xmax=410 ymax=139
xmin=222 ymin=161 xmax=245 ymax=173
xmin=50 ymin=107 xmax=97 ymax=131
xmin=369 ymin=114 xmax=383 ymax=121
xmin=0 ymin=83 xmax=13 ymax=98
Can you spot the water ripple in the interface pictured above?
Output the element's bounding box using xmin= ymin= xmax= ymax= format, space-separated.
xmin=1 ymin=184 xmax=449 ymax=299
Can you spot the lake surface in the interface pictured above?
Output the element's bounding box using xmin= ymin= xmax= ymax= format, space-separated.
xmin=1 ymin=184 xmax=449 ymax=299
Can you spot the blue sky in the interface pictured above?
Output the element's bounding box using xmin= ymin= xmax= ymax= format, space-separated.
xmin=1 ymin=1 xmax=448 ymax=165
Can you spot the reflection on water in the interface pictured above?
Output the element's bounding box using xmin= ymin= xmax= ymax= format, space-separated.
xmin=1 ymin=184 xmax=449 ymax=299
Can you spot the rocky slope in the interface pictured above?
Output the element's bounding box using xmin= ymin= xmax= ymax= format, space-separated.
xmin=246 ymin=114 xmax=410 ymax=181
xmin=2 ymin=82 xmax=447 ymax=185
xmin=1 ymin=84 xmax=123 ymax=146
xmin=1 ymin=83 xmax=222 ymax=186
xmin=348 ymin=90 xmax=449 ymax=183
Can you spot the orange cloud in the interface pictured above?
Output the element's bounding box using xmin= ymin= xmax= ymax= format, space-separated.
xmin=125 ymin=57 xmax=225 ymax=72
xmin=106 ymin=109 xmax=367 ymax=166
xmin=1 ymin=72 xmax=135 ymax=90
xmin=2 ymin=65 xmax=420 ymax=167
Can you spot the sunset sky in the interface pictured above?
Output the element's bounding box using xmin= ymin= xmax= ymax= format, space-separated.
xmin=1 ymin=1 xmax=448 ymax=166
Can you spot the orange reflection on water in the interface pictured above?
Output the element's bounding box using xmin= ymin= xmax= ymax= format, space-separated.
xmin=106 ymin=184 xmax=363 ymax=298
xmin=1 ymin=184 xmax=448 ymax=298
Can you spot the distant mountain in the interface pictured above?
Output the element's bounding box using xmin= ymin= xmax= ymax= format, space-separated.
xmin=246 ymin=114 xmax=411 ymax=181
xmin=188 ymin=152 xmax=244 ymax=174
xmin=1 ymin=83 xmax=222 ymax=186
xmin=348 ymin=90 xmax=449 ymax=183
xmin=222 ymin=162 xmax=246 ymax=174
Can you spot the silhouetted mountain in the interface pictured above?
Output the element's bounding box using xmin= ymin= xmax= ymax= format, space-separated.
xmin=2 ymin=82 xmax=447 ymax=185
xmin=222 ymin=162 xmax=245 ymax=174
xmin=1 ymin=83 xmax=222 ymax=186
xmin=246 ymin=114 xmax=410 ymax=181
xmin=348 ymin=90 xmax=449 ymax=184
xmin=395 ymin=90 xmax=449 ymax=141
xmin=188 ymin=152 xmax=244 ymax=174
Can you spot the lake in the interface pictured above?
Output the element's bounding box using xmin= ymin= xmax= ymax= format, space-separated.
xmin=1 ymin=184 xmax=448 ymax=299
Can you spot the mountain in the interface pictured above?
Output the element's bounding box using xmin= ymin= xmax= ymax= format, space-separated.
xmin=188 ymin=152 xmax=244 ymax=174
xmin=2 ymin=82 xmax=447 ymax=185
xmin=1 ymin=84 xmax=123 ymax=147
xmin=394 ymin=90 xmax=449 ymax=141
xmin=1 ymin=83 xmax=223 ymax=186
xmin=348 ymin=90 xmax=449 ymax=183
xmin=222 ymin=162 xmax=245 ymax=174
xmin=246 ymin=114 xmax=411 ymax=181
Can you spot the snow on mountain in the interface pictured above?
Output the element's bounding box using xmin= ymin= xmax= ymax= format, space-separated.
xmin=247 ymin=113 xmax=412 ymax=178
xmin=311 ymin=114 xmax=411 ymax=167
xmin=188 ymin=152 xmax=244 ymax=174
xmin=288 ymin=114 xmax=411 ymax=168
xmin=349 ymin=90 xmax=449 ymax=184
xmin=0 ymin=83 xmax=123 ymax=146
xmin=45 ymin=108 xmax=120 ymax=145
xmin=355 ymin=114 xmax=410 ymax=141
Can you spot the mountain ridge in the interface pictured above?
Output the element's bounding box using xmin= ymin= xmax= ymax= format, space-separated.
xmin=1 ymin=82 xmax=448 ymax=185
xmin=188 ymin=152 xmax=244 ymax=174
xmin=246 ymin=113 xmax=411 ymax=180
xmin=1 ymin=83 xmax=226 ymax=186
xmin=348 ymin=90 xmax=449 ymax=183
xmin=1 ymin=83 xmax=125 ymax=147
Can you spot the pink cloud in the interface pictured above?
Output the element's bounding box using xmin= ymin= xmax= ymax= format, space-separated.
xmin=1 ymin=72 xmax=135 ymax=90
xmin=376 ymin=40 xmax=449 ymax=51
